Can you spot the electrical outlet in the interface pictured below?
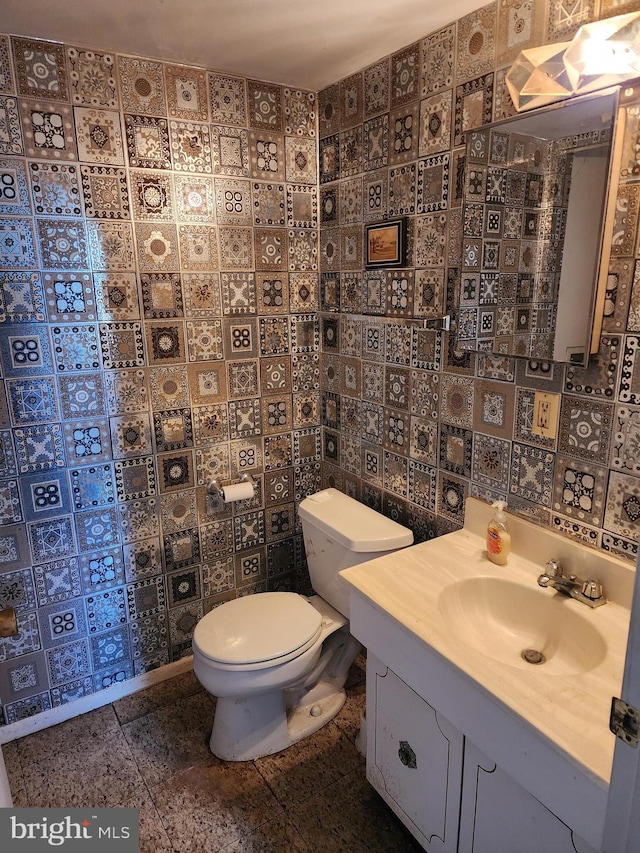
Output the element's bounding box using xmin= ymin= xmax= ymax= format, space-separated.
xmin=531 ymin=391 xmax=560 ymax=440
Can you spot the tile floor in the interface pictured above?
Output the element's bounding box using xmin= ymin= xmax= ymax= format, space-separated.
xmin=4 ymin=659 xmax=422 ymax=852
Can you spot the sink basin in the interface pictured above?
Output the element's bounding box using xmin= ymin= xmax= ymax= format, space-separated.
xmin=438 ymin=576 xmax=607 ymax=675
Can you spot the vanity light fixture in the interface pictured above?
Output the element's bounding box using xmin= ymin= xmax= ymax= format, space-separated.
xmin=506 ymin=11 xmax=640 ymax=112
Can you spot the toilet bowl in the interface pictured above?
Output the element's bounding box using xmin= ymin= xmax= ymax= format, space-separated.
xmin=192 ymin=488 xmax=413 ymax=761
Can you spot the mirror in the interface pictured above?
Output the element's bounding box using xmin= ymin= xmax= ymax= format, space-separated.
xmin=456 ymin=87 xmax=622 ymax=365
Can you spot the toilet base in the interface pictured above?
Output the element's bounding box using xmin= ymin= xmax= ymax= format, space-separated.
xmin=209 ymin=684 xmax=347 ymax=761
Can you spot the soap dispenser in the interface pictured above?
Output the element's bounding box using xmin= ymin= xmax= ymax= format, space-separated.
xmin=486 ymin=500 xmax=511 ymax=566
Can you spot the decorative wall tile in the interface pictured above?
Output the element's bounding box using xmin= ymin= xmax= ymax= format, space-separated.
xmin=557 ymin=396 xmax=613 ymax=465
xmin=0 ymin=217 xmax=37 ymax=270
xmin=33 ymin=556 xmax=82 ymax=606
xmin=285 ymin=136 xmax=317 ymax=184
xmin=247 ymin=80 xmax=282 ymax=132
xmin=67 ymin=46 xmax=117 ymax=108
xmin=421 ymin=25 xmax=455 ymax=97
xmin=104 ymin=368 xmax=148 ymax=415
xmin=7 ymin=377 xmax=59 ymax=426
xmin=454 ymin=73 xmax=494 ymax=147
xmin=29 ymin=160 xmax=82 ymax=217
xmin=547 ymin=0 xmax=596 ymax=42
xmin=63 ymin=417 xmax=111 ymax=465
xmin=169 ymin=120 xmax=212 ymax=173
xmin=456 ymin=3 xmax=497 ymax=82
xmin=211 ymin=125 xmax=250 ymax=177
xmin=604 ymin=471 xmax=640 ymax=540
xmin=74 ymin=107 xmax=124 ymax=165
xmin=74 ymin=506 xmax=119 ymax=551
xmin=125 ymin=114 xmax=171 ymax=170
xmin=0 ymin=35 xmax=15 ymax=95
xmin=164 ymin=63 xmax=208 ymax=121
xmin=209 ymin=73 xmax=246 ymax=126
xmin=114 ymin=456 xmax=156 ymax=501
xmin=284 ymin=88 xmax=316 ymax=137
xmin=390 ymin=44 xmax=419 ymax=108
xmin=108 ymin=413 xmax=151 ymax=460
xmin=0 ymin=156 xmax=30 ymax=216
xmin=552 ymin=453 xmax=607 ymax=526
xmin=13 ymin=37 xmax=68 ymax=101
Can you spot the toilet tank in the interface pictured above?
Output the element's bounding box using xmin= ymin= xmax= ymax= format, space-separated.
xmin=298 ymin=489 xmax=413 ymax=617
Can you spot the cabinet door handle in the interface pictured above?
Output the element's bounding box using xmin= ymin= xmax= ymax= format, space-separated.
xmin=398 ymin=740 xmax=417 ymax=769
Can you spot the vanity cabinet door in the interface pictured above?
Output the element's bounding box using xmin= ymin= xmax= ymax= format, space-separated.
xmin=458 ymin=741 xmax=598 ymax=853
xmin=367 ymin=656 xmax=463 ymax=853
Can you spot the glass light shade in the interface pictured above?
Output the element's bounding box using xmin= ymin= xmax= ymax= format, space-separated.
xmin=506 ymin=42 xmax=573 ymax=112
xmin=564 ymin=12 xmax=640 ymax=94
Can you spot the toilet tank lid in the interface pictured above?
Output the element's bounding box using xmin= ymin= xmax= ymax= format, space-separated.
xmin=299 ymin=489 xmax=413 ymax=552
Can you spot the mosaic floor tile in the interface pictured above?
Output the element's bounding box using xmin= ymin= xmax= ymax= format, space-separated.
xmin=211 ymin=125 xmax=250 ymax=177
xmin=552 ymin=453 xmax=607 ymax=526
xmin=67 ymin=46 xmax=117 ymax=108
xmin=104 ymin=368 xmax=148 ymax=415
xmin=13 ymin=37 xmax=68 ymax=101
xmin=74 ymin=107 xmax=125 ymax=165
xmin=165 ymin=63 xmax=208 ymax=121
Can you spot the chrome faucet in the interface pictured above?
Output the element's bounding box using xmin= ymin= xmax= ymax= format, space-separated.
xmin=537 ymin=559 xmax=606 ymax=608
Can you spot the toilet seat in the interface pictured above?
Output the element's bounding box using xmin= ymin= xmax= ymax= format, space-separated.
xmin=193 ymin=592 xmax=323 ymax=671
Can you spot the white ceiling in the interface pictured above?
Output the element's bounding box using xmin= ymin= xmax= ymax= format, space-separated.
xmin=1 ymin=0 xmax=491 ymax=91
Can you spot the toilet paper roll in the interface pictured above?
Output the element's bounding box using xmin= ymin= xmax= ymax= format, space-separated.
xmin=222 ymin=481 xmax=254 ymax=503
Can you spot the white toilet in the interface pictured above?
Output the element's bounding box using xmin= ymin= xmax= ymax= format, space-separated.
xmin=192 ymin=488 xmax=413 ymax=761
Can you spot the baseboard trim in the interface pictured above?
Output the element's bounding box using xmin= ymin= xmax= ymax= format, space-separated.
xmin=0 ymin=656 xmax=194 ymax=745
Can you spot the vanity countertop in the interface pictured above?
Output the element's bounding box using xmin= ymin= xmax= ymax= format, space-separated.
xmin=340 ymin=498 xmax=633 ymax=790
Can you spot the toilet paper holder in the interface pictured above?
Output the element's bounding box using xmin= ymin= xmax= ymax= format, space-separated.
xmin=207 ymin=472 xmax=257 ymax=501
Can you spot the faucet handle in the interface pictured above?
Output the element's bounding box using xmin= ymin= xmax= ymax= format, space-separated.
xmin=546 ymin=559 xmax=563 ymax=577
xmin=582 ymin=579 xmax=604 ymax=601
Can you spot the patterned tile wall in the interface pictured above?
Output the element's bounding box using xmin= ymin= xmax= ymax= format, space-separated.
xmin=316 ymin=0 xmax=640 ymax=555
xmin=0 ymin=33 xmax=318 ymax=725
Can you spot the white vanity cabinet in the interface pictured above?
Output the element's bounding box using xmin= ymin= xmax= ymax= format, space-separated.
xmin=367 ymin=655 xmax=463 ymax=852
xmin=367 ymin=655 xmax=597 ymax=853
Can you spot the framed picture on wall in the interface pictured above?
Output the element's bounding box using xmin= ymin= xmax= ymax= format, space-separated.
xmin=365 ymin=218 xmax=407 ymax=269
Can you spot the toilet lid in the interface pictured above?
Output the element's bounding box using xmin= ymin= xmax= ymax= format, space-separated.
xmin=193 ymin=592 xmax=323 ymax=666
